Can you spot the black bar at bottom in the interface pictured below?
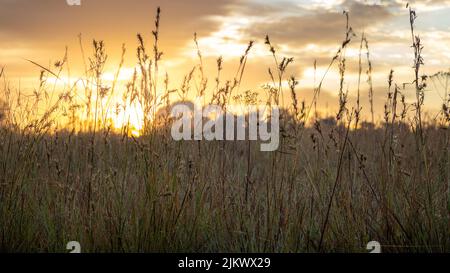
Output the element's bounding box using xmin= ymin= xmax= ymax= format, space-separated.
xmin=1 ymin=253 xmax=447 ymax=272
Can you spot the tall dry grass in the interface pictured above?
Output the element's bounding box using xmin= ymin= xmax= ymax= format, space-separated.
xmin=0 ymin=6 xmax=449 ymax=253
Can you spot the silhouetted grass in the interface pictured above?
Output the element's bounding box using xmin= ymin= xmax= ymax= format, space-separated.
xmin=0 ymin=5 xmax=449 ymax=253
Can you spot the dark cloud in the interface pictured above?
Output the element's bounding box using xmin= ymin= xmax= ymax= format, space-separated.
xmin=245 ymin=0 xmax=392 ymax=47
xmin=0 ymin=0 xmax=239 ymax=55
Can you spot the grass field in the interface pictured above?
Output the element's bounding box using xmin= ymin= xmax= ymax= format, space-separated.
xmin=0 ymin=6 xmax=449 ymax=253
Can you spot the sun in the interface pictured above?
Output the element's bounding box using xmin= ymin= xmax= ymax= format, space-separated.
xmin=111 ymin=102 xmax=144 ymax=137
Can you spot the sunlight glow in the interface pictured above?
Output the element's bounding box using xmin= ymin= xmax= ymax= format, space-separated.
xmin=111 ymin=102 xmax=144 ymax=137
xmin=188 ymin=15 xmax=267 ymax=59
xmin=101 ymin=67 xmax=137 ymax=82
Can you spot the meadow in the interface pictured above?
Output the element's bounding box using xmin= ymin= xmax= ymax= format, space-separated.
xmin=0 ymin=7 xmax=449 ymax=253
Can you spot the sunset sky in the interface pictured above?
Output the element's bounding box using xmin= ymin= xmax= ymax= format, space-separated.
xmin=1 ymin=0 xmax=450 ymax=121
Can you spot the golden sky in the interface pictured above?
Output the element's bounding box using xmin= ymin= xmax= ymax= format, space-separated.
xmin=1 ymin=0 xmax=450 ymax=121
